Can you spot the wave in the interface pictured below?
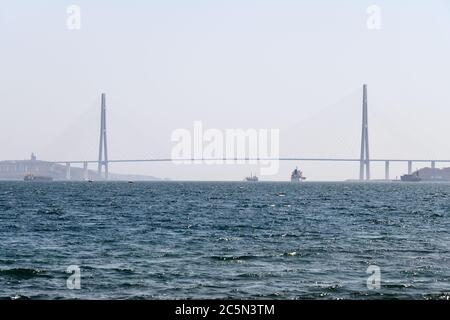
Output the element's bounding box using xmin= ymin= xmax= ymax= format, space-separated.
xmin=211 ymin=251 xmax=301 ymax=261
xmin=210 ymin=255 xmax=262 ymax=262
xmin=0 ymin=268 xmax=50 ymax=279
xmin=424 ymin=293 xmax=450 ymax=300
xmin=37 ymin=207 xmax=65 ymax=215
xmin=0 ymin=295 xmax=31 ymax=300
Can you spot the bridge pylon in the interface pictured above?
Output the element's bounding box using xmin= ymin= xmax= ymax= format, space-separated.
xmin=98 ymin=93 xmax=109 ymax=180
xmin=359 ymin=84 xmax=370 ymax=180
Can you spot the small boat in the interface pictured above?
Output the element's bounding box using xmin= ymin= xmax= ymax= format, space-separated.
xmin=244 ymin=173 xmax=259 ymax=182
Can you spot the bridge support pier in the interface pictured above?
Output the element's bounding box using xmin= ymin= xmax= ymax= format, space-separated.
xmin=83 ymin=162 xmax=89 ymax=181
xmin=385 ymin=161 xmax=390 ymax=181
xmin=408 ymin=161 xmax=413 ymax=175
xmin=65 ymin=162 xmax=71 ymax=180
xmin=431 ymin=161 xmax=436 ymax=179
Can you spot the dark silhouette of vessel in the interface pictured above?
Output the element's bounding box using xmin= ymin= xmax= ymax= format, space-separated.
xmin=291 ymin=167 xmax=306 ymax=182
xmin=244 ymin=173 xmax=259 ymax=182
xmin=400 ymin=172 xmax=421 ymax=182
xmin=24 ymin=174 xmax=53 ymax=181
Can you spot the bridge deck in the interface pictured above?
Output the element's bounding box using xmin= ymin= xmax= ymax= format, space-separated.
xmin=49 ymin=158 xmax=450 ymax=165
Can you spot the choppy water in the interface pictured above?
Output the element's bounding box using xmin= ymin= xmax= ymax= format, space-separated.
xmin=1 ymin=181 xmax=450 ymax=300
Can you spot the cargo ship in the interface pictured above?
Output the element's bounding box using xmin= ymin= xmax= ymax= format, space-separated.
xmin=24 ymin=174 xmax=53 ymax=182
xmin=291 ymin=167 xmax=306 ymax=182
xmin=400 ymin=172 xmax=421 ymax=182
xmin=244 ymin=173 xmax=259 ymax=182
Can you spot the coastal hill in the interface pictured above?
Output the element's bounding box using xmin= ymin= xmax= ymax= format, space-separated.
xmin=414 ymin=167 xmax=450 ymax=182
xmin=0 ymin=154 xmax=160 ymax=181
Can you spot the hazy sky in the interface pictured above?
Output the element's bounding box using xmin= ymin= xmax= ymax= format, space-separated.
xmin=1 ymin=1 xmax=450 ymax=180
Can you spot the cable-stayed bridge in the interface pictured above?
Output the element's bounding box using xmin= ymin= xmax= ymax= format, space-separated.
xmin=2 ymin=85 xmax=448 ymax=181
xmin=42 ymin=84 xmax=448 ymax=181
xmin=48 ymin=157 xmax=448 ymax=181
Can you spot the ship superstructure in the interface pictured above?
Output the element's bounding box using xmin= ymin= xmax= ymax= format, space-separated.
xmin=291 ymin=167 xmax=306 ymax=182
xmin=245 ymin=173 xmax=259 ymax=182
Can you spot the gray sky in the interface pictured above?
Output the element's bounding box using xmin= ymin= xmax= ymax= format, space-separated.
xmin=1 ymin=0 xmax=450 ymax=180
